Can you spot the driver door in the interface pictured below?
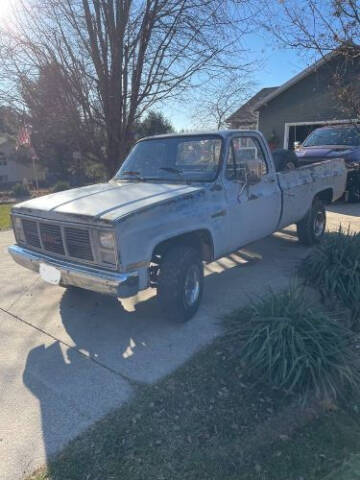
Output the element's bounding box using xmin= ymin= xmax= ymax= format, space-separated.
xmin=224 ymin=135 xmax=282 ymax=252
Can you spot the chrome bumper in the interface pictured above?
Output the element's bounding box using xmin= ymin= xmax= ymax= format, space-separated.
xmin=8 ymin=244 xmax=139 ymax=298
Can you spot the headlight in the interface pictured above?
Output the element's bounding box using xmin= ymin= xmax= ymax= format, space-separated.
xmin=14 ymin=217 xmax=22 ymax=229
xmin=99 ymin=231 xmax=115 ymax=250
xmin=13 ymin=216 xmax=25 ymax=243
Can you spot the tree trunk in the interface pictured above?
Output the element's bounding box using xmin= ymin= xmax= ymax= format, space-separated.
xmin=106 ymin=133 xmax=133 ymax=178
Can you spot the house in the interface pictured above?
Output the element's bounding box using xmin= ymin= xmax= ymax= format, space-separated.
xmin=0 ymin=134 xmax=44 ymax=186
xmin=226 ymin=87 xmax=279 ymax=130
xmin=227 ymin=47 xmax=360 ymax=149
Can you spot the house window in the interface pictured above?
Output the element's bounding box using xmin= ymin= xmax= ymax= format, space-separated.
xmin=0 ymin=152 xmax=7 ymax=166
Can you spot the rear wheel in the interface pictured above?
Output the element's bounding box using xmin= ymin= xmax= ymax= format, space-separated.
xmin=348 ymin=184 xmax=360 ymax=203
xmin=157 ymin=245 xmax=204 ymax=322
xmin=296 ymin=198 xmax=326 ymax=245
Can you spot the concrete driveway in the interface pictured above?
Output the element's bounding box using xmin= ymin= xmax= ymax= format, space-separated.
xmin=0 ymin=202 xmax=359 ymax=480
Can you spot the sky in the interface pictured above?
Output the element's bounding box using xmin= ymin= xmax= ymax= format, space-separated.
xmin=164 ymin=29 xmax=314 ymax=131
xmin=0 ymin=0 xmax=318 ymax=133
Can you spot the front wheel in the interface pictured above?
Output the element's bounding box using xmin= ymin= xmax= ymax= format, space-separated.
xmin=296 ymin=198 xmax=326 ymax=245
xmin=157 ymin=245 xmax=204 ymax=322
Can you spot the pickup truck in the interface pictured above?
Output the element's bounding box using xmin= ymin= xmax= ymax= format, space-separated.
xmin=9 ymin=130 xmax=346 ymax=322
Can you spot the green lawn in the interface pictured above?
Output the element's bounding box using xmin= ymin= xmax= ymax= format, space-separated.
xmin=28 ymin=328 xmax=360 ymax=480
xmin=0 ymin=203 xmax=12 ymax=230
xmin=254 ymin=407 xmax=360 ymax=480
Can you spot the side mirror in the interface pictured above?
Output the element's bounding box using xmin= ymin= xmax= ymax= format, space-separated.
xmin=294 ymin=141 xmax=301 ymax=151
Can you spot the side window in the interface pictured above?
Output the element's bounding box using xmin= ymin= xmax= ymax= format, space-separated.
xmin=226 ymin=136 xmax=268 ymax=180
xmin=0 ymin=152 xmax=7 ymax=166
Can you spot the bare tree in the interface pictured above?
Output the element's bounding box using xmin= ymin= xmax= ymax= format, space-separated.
xmin=257 ymin=0 xmax=360 ymax=120
xmin=192 ymin=73 xmax=253 ymax=129
xmin=0 ymin=0 xmax=251 ymax=176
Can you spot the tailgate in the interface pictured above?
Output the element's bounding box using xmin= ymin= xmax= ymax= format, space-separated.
xmin=277 ymin=158 xmax=346 ymax=228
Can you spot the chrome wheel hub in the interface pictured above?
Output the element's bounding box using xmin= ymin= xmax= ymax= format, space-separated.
xmin=314 ymin=210 xmax=325 ymax=237
xmin=184 ymin=265 xmax=201 ymax=307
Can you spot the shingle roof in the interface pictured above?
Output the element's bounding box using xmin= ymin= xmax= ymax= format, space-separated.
xmin=226 ymin=87 xmax=279 ymax=125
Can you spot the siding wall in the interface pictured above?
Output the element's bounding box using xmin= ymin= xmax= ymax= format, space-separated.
xmin=258 ymin=56 xmax=360 ymax=147
xmin=0 ymin=140 xmax=44 ymax=185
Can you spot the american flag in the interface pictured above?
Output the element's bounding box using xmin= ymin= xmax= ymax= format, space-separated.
xmin=16 ymin=124 xmax=32 ymax=150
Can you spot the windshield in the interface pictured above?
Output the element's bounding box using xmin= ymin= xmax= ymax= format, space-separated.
xmin=115 ymin=135 xmax=223 ymax=182
xmin=303 ymin=126 xmax=360 ymax=147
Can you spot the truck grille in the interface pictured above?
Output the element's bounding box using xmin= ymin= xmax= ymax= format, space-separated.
xmin=22 ymin=220 xmax=41 ymax=248
xmin=20 ymin=219 xmax=94 ymax=263
xmin=65 ymin=227 xmax=93 ymax=260
xmin=40 ymin=223 xmax=65 ymax=255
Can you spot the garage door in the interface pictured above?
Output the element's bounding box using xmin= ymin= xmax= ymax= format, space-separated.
xmin=286 ymin=123 xmax=324 ymax=150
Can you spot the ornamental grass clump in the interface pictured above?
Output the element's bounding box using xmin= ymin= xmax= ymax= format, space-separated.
xmin=225 ymin=285 xmax=360 ymax=402
xmin=299 ymin=228 xmax=360 ymax=326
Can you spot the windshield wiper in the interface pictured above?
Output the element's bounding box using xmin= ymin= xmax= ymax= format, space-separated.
xmin=159 ymin=166 xmax=183 ymax=175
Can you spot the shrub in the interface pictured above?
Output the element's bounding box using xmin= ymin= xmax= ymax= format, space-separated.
xmin=51 ymin=180 xmax=70 ymax=193
xmin=299 ymin=228 xmax=360 ymax=327
xmin=224 ymin=284 xmax=360 ymax=402
xmin=12 ymin=183 xmax=30 ymax=198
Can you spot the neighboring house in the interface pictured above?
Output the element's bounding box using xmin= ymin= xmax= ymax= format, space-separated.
xmin=227 ymin=48 xmax=360 ymax=149
xmin=226 ymin=87 xmax=279 ymax=130
xmin=0 ymin=135 xmax=44 ymax=186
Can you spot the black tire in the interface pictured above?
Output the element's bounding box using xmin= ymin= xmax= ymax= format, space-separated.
xmin=296 ymin=198 xmax=326 ymax=245
xmin=157 ymin=245 xmax=204 ymax=322
xmin=272 ymin=149 xmax=298 ymax=172
xmin=348 ymin=184 xmax=360 ymax=203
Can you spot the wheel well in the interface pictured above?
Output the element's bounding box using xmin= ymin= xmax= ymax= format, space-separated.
xmin=152 ymin=230 xmax=214 ymax=262
xmin=316 ymin=188 xmax=333 ymax=204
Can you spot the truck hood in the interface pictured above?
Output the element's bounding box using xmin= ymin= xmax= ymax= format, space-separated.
xmin=14 ymin=181 xmax=204 ymax=223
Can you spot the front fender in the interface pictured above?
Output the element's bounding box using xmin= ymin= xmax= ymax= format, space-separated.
xmin=115 ymin=191 xmax=221 ymax=278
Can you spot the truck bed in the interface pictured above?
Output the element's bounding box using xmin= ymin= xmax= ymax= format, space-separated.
xmin=277 ymin=158 xmax=347 ymax=229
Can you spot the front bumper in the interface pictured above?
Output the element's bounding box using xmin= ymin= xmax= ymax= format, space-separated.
xmin=8 ymin=244 xmax=139 ymax=298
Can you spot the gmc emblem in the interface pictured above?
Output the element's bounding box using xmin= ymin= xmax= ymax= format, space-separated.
xmin=42 ymin=232 xmax=60 ymax=245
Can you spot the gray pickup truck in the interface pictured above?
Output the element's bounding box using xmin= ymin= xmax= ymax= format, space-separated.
xmin=9 ymin=130 xmax=346 ymax=321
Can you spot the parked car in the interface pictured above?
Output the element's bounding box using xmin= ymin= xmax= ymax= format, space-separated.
xmin=295 ymin=124 xmax=360 ymax=202
xmin=9 ymin=130 xmax=346 ymax=322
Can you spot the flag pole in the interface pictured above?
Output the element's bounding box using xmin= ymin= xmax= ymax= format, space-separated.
xmin=32 ymin=148 xmax=39 ymax=190
xmin=31 ymin=154 xmax=39 ymax=190
xmin=17 ymin=122 xmax=40 ymax=191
